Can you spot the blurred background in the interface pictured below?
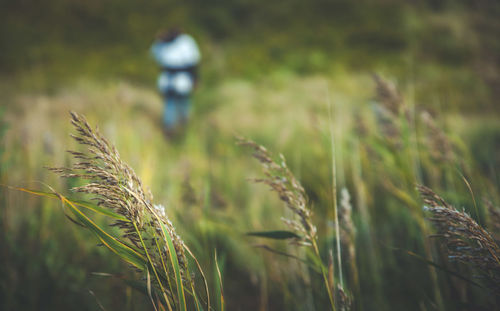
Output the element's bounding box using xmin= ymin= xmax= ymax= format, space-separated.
xmin=1 ymin=0 xmax=500 ymax=310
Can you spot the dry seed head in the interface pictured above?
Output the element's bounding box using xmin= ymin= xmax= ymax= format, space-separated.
xmin=238 ymin=136 xmax=317 ymax=243
xmin=50 ymin=112 xmax=188 ymax=278
xmin=418 ymin=185 xmax=500 ymax=289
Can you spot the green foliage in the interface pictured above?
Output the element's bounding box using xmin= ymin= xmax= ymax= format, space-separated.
xmin=247 ymin=230 xmax=302 ymax=240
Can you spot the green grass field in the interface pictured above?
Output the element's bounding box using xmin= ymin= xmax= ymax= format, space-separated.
xmin=2 ymin=70 xmax=499 ymax=310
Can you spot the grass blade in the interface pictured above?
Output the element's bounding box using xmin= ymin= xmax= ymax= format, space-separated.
xmin=7 ymin=187 xmax=128 ymax=221
xmin=160 ymin=223 xmax=187 ymax=311
xmin=153 ymin=231 xmax=175 ymax=311
xmin=184 ymin=244 xmax=210 ymax=311
xmin=60 ymin=194 xmax=146 ymax=269
xmin=247 ymin=230 xmax=301 ymax=240
xmin=133 ymin=222 xmax=172 ymax=311
xmin=215 ymin=251 xmax=225 ymax=311
xmin=146 ymin=267 xmax=159 ymax=311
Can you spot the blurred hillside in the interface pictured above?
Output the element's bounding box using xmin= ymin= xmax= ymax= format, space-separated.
xmin=1 ymin=0 xmax=499 ymax=111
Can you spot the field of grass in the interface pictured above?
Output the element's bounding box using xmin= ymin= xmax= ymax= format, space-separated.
xmin=2 ymin=67 xmax=499 ymax=310
xmin=1 ymin=1 xmax=500 ymax=310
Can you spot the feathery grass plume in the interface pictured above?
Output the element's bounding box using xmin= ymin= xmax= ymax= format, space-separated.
xmin=49 ymin=112 xmax=195 ymax=309
xmin=238 ymin=136 xmax=339 ymax=310
xmin=420 ymin=111 xmax=454 ymax=162
xmin=51 ymin=112 xmax=187 ymax=272
xmin=418 ymin=185 xmax=500 ymax=290
xmin=237 ymin=137 xmax=316 ymax=244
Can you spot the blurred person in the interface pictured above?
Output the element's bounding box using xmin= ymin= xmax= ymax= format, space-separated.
xmin=151 ymin=28 xmax=200 ymax=136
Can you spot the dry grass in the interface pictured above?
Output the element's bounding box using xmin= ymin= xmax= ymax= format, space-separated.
xmin=419 ymin=185 xmax=500 ymax=291
xmin=51 ymin=112 xmax=188 ymax=274
xmin=3 ymin=73 xmax=499 ymax=310
xmin=46 ymin=112 xmax=207 ymax=310
xmin=238 ymin=136 xmax=354 ymax=311
xmin=237 ymin=137 xmax=316 ymax=245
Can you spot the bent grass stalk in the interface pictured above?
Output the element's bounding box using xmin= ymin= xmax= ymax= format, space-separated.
xmin=238 ymin=137 xmax=337 ymax=311
xmin=419 ymin=185 xmax=500 ymax=291
xmin=13 ymin=112 xmax=208 ymax=311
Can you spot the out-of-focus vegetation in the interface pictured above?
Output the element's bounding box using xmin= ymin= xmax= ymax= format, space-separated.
xmin=1 ymin=0 xmax=499 ymax=110
xmin=1 ymin=0 xmax=500 ymax=310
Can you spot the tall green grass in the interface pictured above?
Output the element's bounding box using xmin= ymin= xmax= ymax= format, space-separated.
xmin=1 ymin=71 xmax=499 ymax=310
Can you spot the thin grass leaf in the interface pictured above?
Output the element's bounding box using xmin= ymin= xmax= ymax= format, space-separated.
xmin=160 ymin=222 xmax=187 ymax=311
xmin=184 ymin=244 xmax=210 ymax=311
xmin=133 ymin=222 xmax=172 ymax=310
xmin=457 ymin=169 xmax=481 ymax=225
xmin=88 ymin=289 xmax=107 ymax=311
xmin=328 ymin=249 xmax=335 ymax=297
xmin=8 ymin=187 xmax=127 ymax=221
xmin=252 ymin=244 xmax=315 ymax=269
xmin=305 ymin=247 xmax=327 ymax=275
xmin=192 ymin=290 xmax=204 ymax=311
xmin=61 ymin=195 xmax=147 ymax=269
xmin=146 ymin=267 xmax=159 ymax=311
xmin=153 ymin=231 xmax=175 ymax=311
xmin=74 ymin=199 xmax=129 ymax=221
xmin=215 ymin=251 xmax=225 ymax=311
xmin=247 ymin=230 xmax=302 ymax=240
